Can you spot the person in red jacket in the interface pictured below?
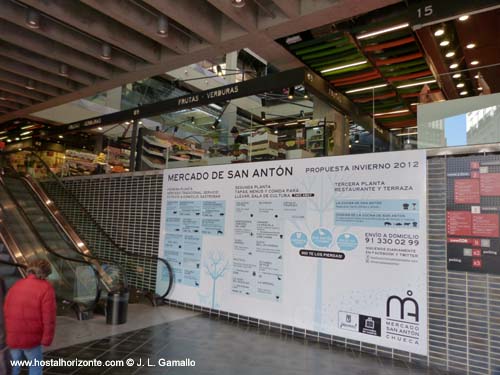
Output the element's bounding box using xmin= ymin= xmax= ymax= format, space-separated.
xmin=4 ymin=259 xmax=56 ymax=375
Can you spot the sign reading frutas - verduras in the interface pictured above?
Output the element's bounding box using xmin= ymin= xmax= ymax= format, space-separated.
xmin=157 ymin=150 xmax=428 ymax=355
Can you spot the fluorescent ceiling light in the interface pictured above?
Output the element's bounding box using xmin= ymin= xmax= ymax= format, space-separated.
xmin=357 ymin=23 xmax=409 ymax=40
xmin=286 ymin=35 xmax=302 ymax=44
xmin=396 ymin=132 xmax=418 ymax=136
xmin=471 ymin=60 xmax=479 ymax=65
xmin=445 ymin=51 xmax=455 ymax=58
xmin=439 ymin=40 xmax=450 ymax=47
xmin=266 ymin=122 xmax=278 ymax=126
xmin=0 ymin=136 xmax=7 ymax=140
xmin=434 ymin=29 xmax=445 ymax=36
xmin=450 ymin=63 xmax=458 ymax=69
xmin=452 ymin=73 xmax=461 ymax=79
xmin=456 ymin=83 xmax=465 ymax=88
xmin=20 ymin=131 xmax=31 ymax=136
xmin=374 ymin=109 xmax=410 ymax=117
xmin=284 ymin=122 xmax=298 ymax=126
xmin=466 ymin=43 xmax=476 ymax=49
xmin=397 ymin=79 xmax=436 ymax=89
xmin=345 ymin=83 xmax=388 ymax=94
xmin=410 ymin=103 xmax=419 ymax=106
xmin=460 ymin=91 xmax=468 ymax=95
xmin=458 ymin=15 xmax=469 ymax=21
xmin=320 ymin=60 xmax=368 ymax=73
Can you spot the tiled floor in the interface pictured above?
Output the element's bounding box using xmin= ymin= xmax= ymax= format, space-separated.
xmin=14 ymin=308 xmax=448 ymax=375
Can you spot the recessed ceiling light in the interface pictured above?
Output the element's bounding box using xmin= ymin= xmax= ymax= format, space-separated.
xmin=445 ymin=51 xmax=455 ymax=58
xmin=15 ymin=137 xmax=20 ymax=141
xmin=58 ymin=135 xmax=63 ymax=139
xmin=6 ymin=139 xmax=11 ymax=143
xmin=460 ymin=91 xmax=468 ymax=96
xmin=471 ymin=60 xmax=479 ymax=65
xmin=478 ymin=87 xmax=483 ymax=91
xmin=439 ymin=40 xmax=450 ymax=47
xmin=466 ymin=43 xmax=476 ymax=49
xmin=452 ymin=73 xmax=461 ymax=79
xmin=458 ymin=15 xmax=469 ymax=21
xmin=450 ymin=63 xmax=458 ymax=69
xmin=231 ymin=0 xmax=245 ymax=7
xmin=456 ymin=83 xmax=465 ymax=88
xmin=475 ymin=74 xmax=479 ymax=79
xmin=434 ymin=29 xmax=445 ymax=37
xmin=97 ymin=127 xmax=103 ymax=131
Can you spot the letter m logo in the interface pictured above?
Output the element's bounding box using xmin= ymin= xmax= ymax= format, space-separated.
xmin=386 ymin=295 xmax=419 ymax=322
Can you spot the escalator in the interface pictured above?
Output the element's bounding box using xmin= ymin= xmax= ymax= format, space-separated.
xmin=3 ymin=152 xmax=173 ymax=305
xmin=0 ymin=169 xmax=127 ymax=318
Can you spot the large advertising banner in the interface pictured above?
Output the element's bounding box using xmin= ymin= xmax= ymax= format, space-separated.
xmin=447 ymin=155 xmax=500 ymax=274
xmin=157 ymin=150 xmax=428 ymax=355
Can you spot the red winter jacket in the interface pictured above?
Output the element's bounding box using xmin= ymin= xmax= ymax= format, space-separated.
xmin=4 ymin=274 xmax=56 ymax=349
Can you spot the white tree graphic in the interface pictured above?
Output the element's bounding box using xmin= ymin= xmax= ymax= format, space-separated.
xmin=204 ymin=250 xmax=229 ymax=308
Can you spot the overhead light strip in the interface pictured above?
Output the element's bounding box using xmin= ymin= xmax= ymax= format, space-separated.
xmin=345 ymin=83 xmax=388 ymax=94
xmin=397 ymin=79 xmax=436 ymax=89
xmin=374 ymin=109 xmax=410 ymax=117
xmin=396 ymin=132 xmax=418 ymax=136
xmin=357 ymin=23 xmax=409 ymax=40
xmin=320 ymin=60 xmax=368 ymax=73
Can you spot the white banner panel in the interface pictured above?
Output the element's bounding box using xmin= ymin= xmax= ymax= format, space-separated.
xmin=157 ymin=150 xmax=427 ymax=355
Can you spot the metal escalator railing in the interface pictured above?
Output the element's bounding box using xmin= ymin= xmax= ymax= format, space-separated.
xmin=4 ymin=173 xmax=127 ymax=293
xmin=26 ymin=152 xmax=173 ymax=301
xmin=0 ymin=178 xmax=102 ymax=313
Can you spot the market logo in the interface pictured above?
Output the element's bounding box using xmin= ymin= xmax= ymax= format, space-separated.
xmin=311 ymin=228 xmax=333 ymax=248
xmin=336 ymin=233 xmax=358 ymax=251
xmin=290 ymin=232 xmax=308 ymax=248
xmin=386 ymin=290 xmax=419 ymax=322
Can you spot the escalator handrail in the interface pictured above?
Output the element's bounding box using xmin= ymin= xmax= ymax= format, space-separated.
xmin=0 ymin=177 xmax=103 ymax=309
xmin=17 ymin=174 xmax=128 ymax=291
xmin=30 ymin=152 xmax=174 ymax=299
xmin=0 ymin=258 xmax=27 ymax=269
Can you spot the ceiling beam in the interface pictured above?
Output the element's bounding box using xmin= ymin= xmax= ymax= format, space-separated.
xmin=0 ymin=101 xmax=22 ymax=111
xmin=271 ymin=0 xmax=301 ymax=18
xmin=80 ymin=0 xmax=190 ymax=54
xmin=207 ymin=0 xmax=258 ymax=32
xmin=0 ymin=0 xmax=402 ymax=123
xmin=19 ymin=0 xmax=162 ymax=63
xmin=0 ymin=0 xmax=137 ymax=72
xmin=0 ymin=56 xmax=80 ymax=92
xmin=143 ymin=0 xmax=222 ymax=44
xmin=0 ymin=94 xmax=34 ymax=107
xmin=0 ymin=41 xmax=95 ymax=86
xmin=0 ymin=21 xmax=113 ymax=79
xmin=0 ymin=70 xmax=61 ymax=97
xmin=0 ymin=82 xmax=48 ymax=102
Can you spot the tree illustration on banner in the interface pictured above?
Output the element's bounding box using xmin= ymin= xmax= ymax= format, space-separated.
xmin=204 ymin=250 xmax=228 ymax=308
xmin=288 ymin=173 xmax=337 ymax=331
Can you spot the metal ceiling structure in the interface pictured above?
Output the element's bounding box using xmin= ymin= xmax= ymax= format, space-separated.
xmin=0 ymin=0 xmax=401 ymax=124
xmin=280 ymin=2 xmax=500 ymax=130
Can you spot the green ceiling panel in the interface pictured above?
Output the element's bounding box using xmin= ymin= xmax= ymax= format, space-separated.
xmin=301 ymin=44 xmax=357 ymax=60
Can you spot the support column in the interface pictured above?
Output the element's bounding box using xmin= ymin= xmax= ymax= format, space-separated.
xmin=221 ymin=51 xmax=238 ymax=146
xmin=129 ymin=119 xmax=139 ymax=172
